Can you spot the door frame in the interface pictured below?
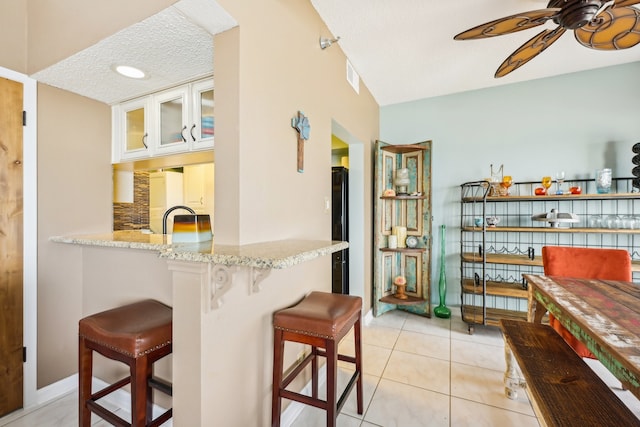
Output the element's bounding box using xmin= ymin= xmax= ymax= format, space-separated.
xmin=331 ymin=120 xmax=364 ymax=300
xmin=0 ymin=66 xmax=37 ymax=409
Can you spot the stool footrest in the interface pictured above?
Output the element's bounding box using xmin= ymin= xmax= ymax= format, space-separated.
xmin=87 ymin=400 xmax=129 ymax=427
xmin=337 ymin=371 xmax=360 ymax=414
xmin=338 ymin=354 xmax=356 ymax=364
xmin=281 ymin=352 xmax=316 ymax=390
xmin=91 ymin=377 xmax=131 ymax=401
xmin=280 ymin=350 xmax=355 ymax=391
xmin=279 ymin=370 xmax=360 ymax=414
xmin=315 ymin=348 xmax=356 ymax=364
xmin=149 ymin=377 xmax=173 ymax=397
xmin=148 ymin=409 xmax=173 ymax=427
xmin=281 ymin=389 xmax=326 ymax=410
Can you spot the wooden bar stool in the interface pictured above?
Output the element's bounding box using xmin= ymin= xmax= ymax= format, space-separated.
xmin=271 ymin=292 xmax=363 ymax=427
xmin=78 ymin=299 xmax=173 ymax=427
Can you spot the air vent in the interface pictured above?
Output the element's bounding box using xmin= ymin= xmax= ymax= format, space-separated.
xmin=346 ymin=59 xmax=359 ymax=94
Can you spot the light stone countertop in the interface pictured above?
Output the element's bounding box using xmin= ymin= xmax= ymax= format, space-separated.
xmin=50 ymin=231 xmax=348 ymax=269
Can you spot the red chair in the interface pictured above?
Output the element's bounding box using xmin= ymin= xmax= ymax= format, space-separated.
xmin=541 ymin=246 xmax=632 ymax=358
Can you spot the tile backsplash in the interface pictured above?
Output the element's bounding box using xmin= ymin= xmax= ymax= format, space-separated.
xmin=113 ymin=171 xmax=150 ymax=230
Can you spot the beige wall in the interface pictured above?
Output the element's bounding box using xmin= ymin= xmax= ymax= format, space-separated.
xmin=2 ymin=0 xmax=379 ymax=408
xmin=216 ymin=0 xmax=377 ymax=246
xmin=195 ymin=1 xmax=378 ymax=422
xmin=0 ymin=0 xmax=27 ymax=73
xmin=215 ymin=0 xmax=377 ymax=311
xmin=36 ymin=84 xmax=112 ymax=386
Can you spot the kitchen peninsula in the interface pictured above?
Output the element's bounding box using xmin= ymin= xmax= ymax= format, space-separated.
xmin=52 ymin=231 xmax=348 ymax=425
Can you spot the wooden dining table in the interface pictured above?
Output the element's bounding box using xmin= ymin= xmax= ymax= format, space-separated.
xmin=524 ymin=274 xmax=640 ymax=401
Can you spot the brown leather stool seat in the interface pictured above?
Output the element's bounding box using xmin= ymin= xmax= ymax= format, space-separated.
xmin=78 ymin=299 xmax=173 ymax=427
xmin=271 ymin=292 xmax=363 ymax=427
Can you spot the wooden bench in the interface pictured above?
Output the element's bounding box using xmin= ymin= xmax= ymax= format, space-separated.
xmin=499 ymin=319 xmax=639 ymax=427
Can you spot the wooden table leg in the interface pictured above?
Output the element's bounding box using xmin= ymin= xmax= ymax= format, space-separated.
xmin=503 ymin=339 xmax=526 ymax=400
xmin=527 ymin=286 xmax=546 ymax=323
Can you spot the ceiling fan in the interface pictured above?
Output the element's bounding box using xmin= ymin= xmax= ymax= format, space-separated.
xmin=454 ymin=0 xmax=640 ymax=78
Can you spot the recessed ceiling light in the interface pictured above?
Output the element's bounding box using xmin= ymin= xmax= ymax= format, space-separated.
xmin=114 ymin=65 xmax=146 ymax=79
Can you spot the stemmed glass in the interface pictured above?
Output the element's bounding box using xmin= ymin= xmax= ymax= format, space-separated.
xmin=541 ymin=176 xmax=552 ymax=195
xmin=555 ymin=171 xmax=565 ymax=195
xmin=501 ymin=175 xmax=513 ymax=196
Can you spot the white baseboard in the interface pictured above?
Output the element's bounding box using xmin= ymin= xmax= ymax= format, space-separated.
xmin=363 ymin=308 xmax=374 ymax=326
xmin=35 ymin=374 xmax=78 ymax=406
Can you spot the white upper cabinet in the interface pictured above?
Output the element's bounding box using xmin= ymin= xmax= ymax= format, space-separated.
xmin=112 ymin=77 xmax=214 ymax=163
xmin=113 ymin=97 xmax=151 ymax=161
xmin=190 ymin=79 xmax=215 ymax=150
xmin=155 ymin=86 xmax=189 ymax=156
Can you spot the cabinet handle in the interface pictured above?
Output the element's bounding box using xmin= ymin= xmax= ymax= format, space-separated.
xmin=181 ymin=126 xmax=187 ymax=142
xmin=190 ymin=124 xmax=196 ymax=141
xmin=142 ymin=133 xmax=148 ymax=149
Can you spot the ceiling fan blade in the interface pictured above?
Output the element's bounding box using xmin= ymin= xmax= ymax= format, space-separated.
xmin=495 ymin=27 xmax=566 ymax=78
xmin=454 ymin=9 xmax=560 ymax=40
xmin=613 ymin=0 xmax=640 ymax=7
xmin=575 ymin=7 xmax=640 ymax=49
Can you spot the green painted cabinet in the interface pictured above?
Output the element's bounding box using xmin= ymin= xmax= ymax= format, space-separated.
xmin=373 ymin=140 xmax=432 ymax=317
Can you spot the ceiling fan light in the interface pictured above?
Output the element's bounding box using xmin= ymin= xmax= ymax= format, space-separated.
xmin=114 ymin=65 xmax=146 ymax=79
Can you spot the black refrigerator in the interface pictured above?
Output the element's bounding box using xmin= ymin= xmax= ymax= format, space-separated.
xmin=331 ymin=166 xmax=349 ymax=294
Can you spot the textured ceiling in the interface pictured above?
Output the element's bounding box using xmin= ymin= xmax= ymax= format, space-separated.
xmin=31 ymin=0 xmax=237 ymax=104
xmin=311 ymin=0 xmax=640 ymax=106
xmin=31 ymin=1 xmax=640 ymax=107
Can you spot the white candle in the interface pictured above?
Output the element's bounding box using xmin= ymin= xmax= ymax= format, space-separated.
xmin=393 ymin=226 xmax=407 ymax=248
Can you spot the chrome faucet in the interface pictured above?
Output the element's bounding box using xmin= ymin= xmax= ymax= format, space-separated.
xmin=162 ymin=205 xmax=196 ymax=234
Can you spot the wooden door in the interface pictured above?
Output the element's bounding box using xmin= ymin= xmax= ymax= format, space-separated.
xmin=0 ymin=77 xmax=24 ymax=416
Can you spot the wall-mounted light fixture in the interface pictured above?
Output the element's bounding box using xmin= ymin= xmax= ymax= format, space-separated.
xmin=319 ymin=36 xmax=341 ymax=50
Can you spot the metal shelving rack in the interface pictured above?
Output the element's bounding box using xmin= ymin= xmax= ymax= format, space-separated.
xmin=460 ymin=177 xmax=640 ymax=333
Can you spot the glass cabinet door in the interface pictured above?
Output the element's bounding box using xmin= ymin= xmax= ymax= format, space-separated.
xmin=198 ymin=89 xmax=214 ymax=140
xmin=126 ymin=107 xmax=146 ymax=151
xmin=116 ymin=97 xmax=150 ymax=161
xmin=156 ymin=88 xmax=188 ymax=153
xmin=191 ymin=79 xmax=215 ymax=148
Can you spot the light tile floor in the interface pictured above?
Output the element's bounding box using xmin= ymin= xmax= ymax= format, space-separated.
xmin=1 ymin=309 xmax=639 ymax=426
xmin=289 ymin=309 xmax=640 ymax=427
xmin=0 ymin=390 xmax=116 ymax=427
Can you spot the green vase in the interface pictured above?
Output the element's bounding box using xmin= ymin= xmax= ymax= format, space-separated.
xmin=434 ymin=224 xmax=451 ymax=319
